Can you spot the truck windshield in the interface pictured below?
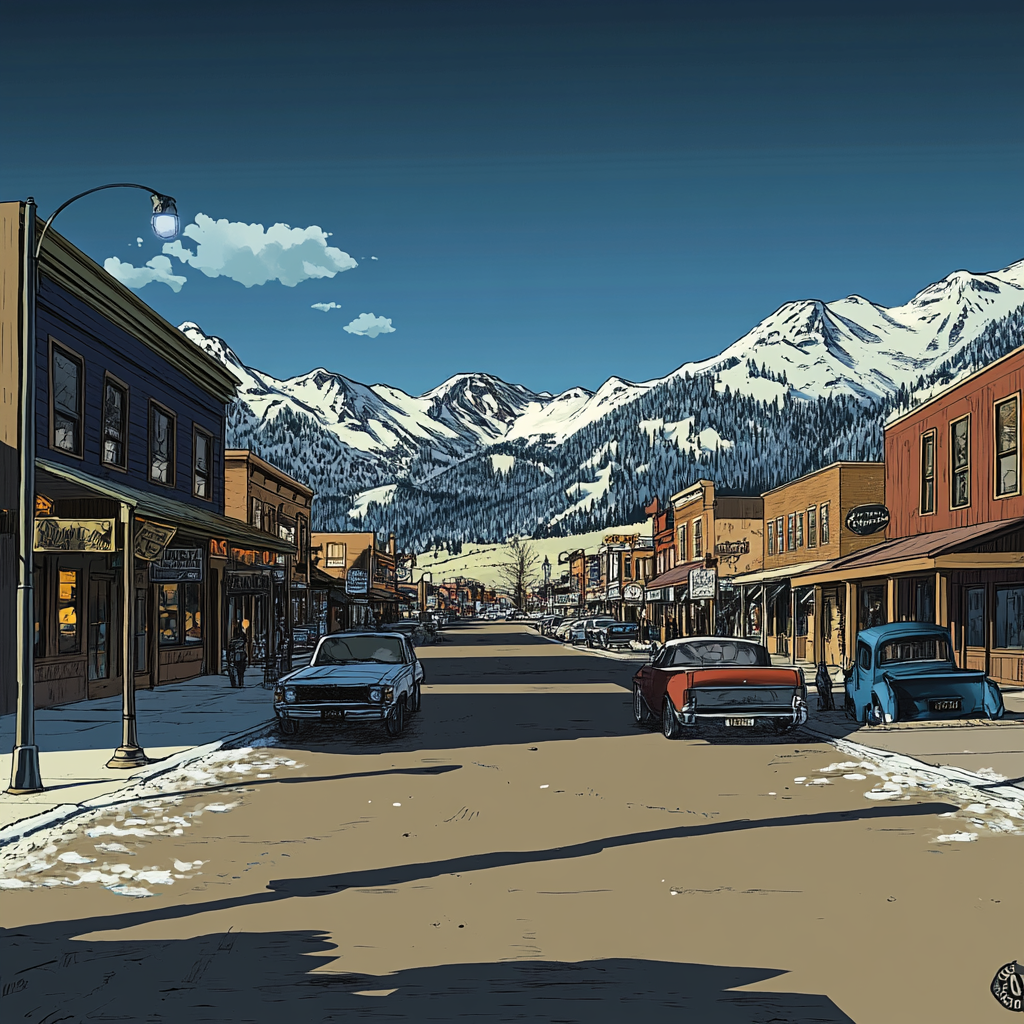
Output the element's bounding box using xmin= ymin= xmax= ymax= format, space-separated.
xmin=314 ymin=635 xmax=406 ymax=665
xmin=878 ymin=636 xmax=950 ymax=666
xmin=666 ymin=641 xmax=769 ymax=667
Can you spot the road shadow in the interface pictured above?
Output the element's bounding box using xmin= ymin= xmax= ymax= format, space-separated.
xmin=0 ymin=926 xmax=857 ymax=1022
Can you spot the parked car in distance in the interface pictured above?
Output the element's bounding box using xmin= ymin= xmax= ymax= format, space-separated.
xmin=845 ymin=622 xmax=1004 ymax=725
xmin=539 ymin=615 xmax=564 ymax=636
xmin=554 ymin=618 xmax=581 ymax=640
xmin=632 ymin=637 xmax=807 ymax=738
xmin=571 ymin=616 xmax=615 ymax=646
xmin=274 ymin=631 xmax=423 ymax=738
xmin=595 ymin=621 xmax=639 ymax=649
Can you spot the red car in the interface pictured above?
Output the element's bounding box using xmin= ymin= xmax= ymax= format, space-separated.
xmin=632 ymin=637 xmax=808 ymax=738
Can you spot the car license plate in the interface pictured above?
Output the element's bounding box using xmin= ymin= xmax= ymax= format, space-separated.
xmin=321 ymin=708 xmax=345 ymax=720
xmin=929 ymin=698 xmax=962 ymax=712
xmin=725 ymin=717 xmax=755 ymax=727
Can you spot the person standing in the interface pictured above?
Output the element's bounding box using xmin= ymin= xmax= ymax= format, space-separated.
xmin=227 ymin=624 xmax=248 ymax=687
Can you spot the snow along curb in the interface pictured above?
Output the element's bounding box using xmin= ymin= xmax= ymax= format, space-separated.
xmin=801 ymin=724 xmax=1024 ymax=809
xmin=0 ymin=717 xmax=277 ymax=850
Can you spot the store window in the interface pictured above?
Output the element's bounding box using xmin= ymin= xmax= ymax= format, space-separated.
xmin=950 ymin=415 xmax=970 ymax=509
xmin=995 ymin=396 xmax=1019 ymax=498
xmin=796 ymin=512 xmax=804 ymax=548
xmin=858 ymin=584 xmax=886 ymax=631
xmin=692 ymin=519 xmax=702 ymax=559
xmin=996 ymin=586 xmax=1024 ymax=649
xmin=158 ymin=582 xmax=203 ymax=645
xmin=820 ymin=504 xmax=830 ymax=545
xmin=966 ymin=587 xmax=985 ymax=647
xmin=920 ymin=430 xmax=936 ymax=514
xmin=767 ymin=520 xmax=775 ymax=556
xmin=102 ymin=377 xmax=128 ymax=468
xmin=194 ymin=428 xmax=212 ymax=499
xmin=150 ymin=403 xmax=175 ymax=485
xmin=787 ymin=513 xmax=795 ymax=552
xmin=88 ymin=578 xmax=111 ymax=680
xmin=807 ymin=506 xmax=817 ymax=548
xmin=57 ymin=568 xmax=80 ymax=654
xmin=51 ymin=344 xmax=83 ymax=456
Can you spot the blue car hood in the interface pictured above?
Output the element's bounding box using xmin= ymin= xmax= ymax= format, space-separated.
xmin=283 ymin=663 xmax=406 ymax=686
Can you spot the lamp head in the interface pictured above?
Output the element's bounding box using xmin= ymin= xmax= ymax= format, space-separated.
xmin=150 ymin=193 xmax=179 ymax=240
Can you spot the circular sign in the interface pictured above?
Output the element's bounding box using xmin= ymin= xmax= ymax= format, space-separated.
xmin=623 ymin=583 xmax=644 ymax=603
xmin=844 ymin=503 xmax=890 ymax=537
xmin=991 ymin=961 xmax=1024 ymax=1012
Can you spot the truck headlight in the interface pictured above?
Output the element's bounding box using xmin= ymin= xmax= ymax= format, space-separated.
xmin=284 ymin=687 xmax=297 ymax=704
xmin=369 ymin=687 xmax=382 ymax=702
xmin=383 ymin=685 xmax=394 ymax=703
xmin=274 ymin=687 xmax=284 ymax=702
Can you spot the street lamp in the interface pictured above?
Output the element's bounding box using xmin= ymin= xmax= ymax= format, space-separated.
xmin=8 ymin=185 xmax=180 ymax=795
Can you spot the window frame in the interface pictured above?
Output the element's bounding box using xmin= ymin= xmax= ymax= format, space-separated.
xmin=767 ymin=519 xmax=775 ymax=556
xmin=677 ymin=522 xmax=688 ymax=562
xmin=100 ymin=372 xmax=129 ymax=471
xmin=949 ymin=414 xmax=971 ymax=510
xmin=787 ymin=512 xmax=795 ymax=552
xmin=807 ymin=505 xmax=817 ymax=548
xmin=819 ymin=503 xmax=830 ymax=546
xmin=192 ymin=425 xmax=214 ymax=501
xmin=48 ymin=337 xmax=85 ymax=459
xmin=776 ymin=516 xmax=785 ymax=552
xmin=148 ymin=400 xmax=177 ymax=487
xmin=796 ymin=511 xmax=804 ymax=548
xmin=692 ymin=518 xmax=703 ymax=559
xmin=994 ymin=393 xmax=1021 ymax=500
xmin=920 ymin=428 xmax=937 ymax=515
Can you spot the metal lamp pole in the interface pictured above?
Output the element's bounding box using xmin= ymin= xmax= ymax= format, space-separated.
xmin=7 ymin=185 xmax=179 ymax=794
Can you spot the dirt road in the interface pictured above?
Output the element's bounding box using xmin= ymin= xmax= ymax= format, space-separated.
xmin=1 ymin=622 xmax=1021 ymax=1022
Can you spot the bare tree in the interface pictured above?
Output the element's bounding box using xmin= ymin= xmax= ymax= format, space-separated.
xmin=496 ymin=536 xmax=540 ymax=610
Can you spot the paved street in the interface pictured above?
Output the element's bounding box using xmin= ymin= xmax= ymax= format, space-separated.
xmin=2 ymin=622 xmax=1022 ymax=1023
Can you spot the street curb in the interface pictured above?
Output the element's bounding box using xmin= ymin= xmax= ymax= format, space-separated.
xmin=800 ymin=723 xmax=1024 ymax=807
xmin=0 ymin=716 xmax=277 ymax=850
xmin=534 ymin=633 xmax=649 ymax=662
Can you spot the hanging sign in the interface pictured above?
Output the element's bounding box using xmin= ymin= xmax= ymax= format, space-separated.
xmin=623 ymin=583 xmax=645 ymax=604
xmin=845 ymin=504 xmax=890 ymax=536
xmin=689 ymin=567 xmax=717 ymax=601
xmin=35 ymin=494 xmax=54 ymax=515
xmin=149 ymin=546 xmax=204 ymax=582
xmin=134 ymin=520 xmax=177 ymax=561
xmin=34 ymin=517 xmax=115 ymax=552
xmin=346 ymin=568 xmax=369 ymax=594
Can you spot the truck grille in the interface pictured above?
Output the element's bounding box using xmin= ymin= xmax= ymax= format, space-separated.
xmin=292 ymin=684 xmax=372 ymax=703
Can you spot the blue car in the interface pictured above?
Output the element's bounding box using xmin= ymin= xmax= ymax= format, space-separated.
xmin=845 ymin=622 xmax=1004 ymax=725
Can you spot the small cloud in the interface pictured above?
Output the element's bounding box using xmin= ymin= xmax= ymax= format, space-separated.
xmin=136 ymin=237 xmax=144 ymax=247
xmin=311 ymin=301 xmax=342 ymax=312
xmin=104 ymin=255 xmax=187 ymax=293
xmin=163 ymin=213 xmax=357 ymax=288
xmin=344 ymin=312 xmax=395 ymax=338
xmin=370 ymin=256 xmax=378 ymax=260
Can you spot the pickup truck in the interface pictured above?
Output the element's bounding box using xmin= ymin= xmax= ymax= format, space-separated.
xmin=845 ymin=622 xmax=1004 ymax=725
xmin=632 ymin=636 xmax=807 ymax=738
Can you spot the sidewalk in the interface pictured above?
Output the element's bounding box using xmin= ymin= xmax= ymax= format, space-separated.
xmin=771 ymin=654 xmax=1024 ymax=797
xmin=0 ymin=667 xmax=278 ymax=843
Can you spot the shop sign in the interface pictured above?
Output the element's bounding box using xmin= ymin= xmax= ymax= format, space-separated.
xmin=346 ymin=568 xmax=369 ymax=594
xmin=34 ymin=517 xmax=115 ymax=553
xmin=149 ymin=546 xmax=204 ymax=582
xmin=607 ymin=583 xmax=621 ymax=601
xmin=714 ymin=539 xmax=749 ymax=556
xmin=845 ymin=504 xmax=890 ymax=536
xmin=35 ymin=494 xmax=54 ymax=515
xmin=604 ymin=533 xmax=639 ymax=546
xmin=135 ymin=521 xmax=177 ymax=561
xmin=226 ymin=570 xmax=271 ymax=593
xmin=623 ymin=583 xmax=645 ymax=604
xmin=273 ymin=569 xmax=286 ymax=582
xmin=554 ymin=593 xmax=580 ymax=605
xmin=689 ymin=567 xmax=717 ymax=600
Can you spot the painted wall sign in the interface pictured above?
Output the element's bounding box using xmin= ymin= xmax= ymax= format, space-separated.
xmin=689 ymin=567 xmax=717 ymax=600
xmin=714 ymin=539 xmax=750 ymax=556
xmin=603 ymin=533 xmax=640 ymax=545
xmin=346 ymin=568 xmax=369 ymax=594
xmin=149 ymin=546 xmax=204 ymax=582
xmin=623 ymin=582 xmax=645 ymax=603
xmin=845 ymin=504 xmax=891 ymax=536
xmin=34 ymin=517 xmax=115 ymax=552
xmin=134 ymin=521 xmax=177 ymax=561
xmin=226 ymin=571 xmax=271 ymax=593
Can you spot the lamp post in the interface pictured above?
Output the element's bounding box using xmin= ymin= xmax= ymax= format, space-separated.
xmin=7 ymin=185 xmax=179 ymax=794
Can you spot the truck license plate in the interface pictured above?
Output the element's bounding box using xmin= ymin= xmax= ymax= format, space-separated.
xmin=321 ymin=708 xmax=345 ymax=719
xmin=929 ymin=699 xmax=961 ymax=712
xmin=725 ymin=717 xmax=755 ymax=727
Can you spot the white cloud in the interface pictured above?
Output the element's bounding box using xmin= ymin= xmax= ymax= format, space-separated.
xmin=163 ymin=213 xmax=357 ymax=288
xmin=311 ymin=301 xmax=342 ymax=312
xmin=104 ymin=255 xmax=187 ymax=293
xmin=370 ymin=256 xmax=378 ymax=260
xmin=344 ymin=312 xmax=395 ymax=338
xmin=136 ymin=237 xmax=143 ymax=247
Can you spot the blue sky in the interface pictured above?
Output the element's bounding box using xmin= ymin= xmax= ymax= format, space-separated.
xmin=3 ymin=0 xmax=1023 ymax=396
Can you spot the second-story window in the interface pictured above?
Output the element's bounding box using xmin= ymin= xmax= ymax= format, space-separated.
xmin=693 ymin=519 xmax=702 ymax=559
xmin=807 ymin=506 xmax=817 ymax=547
xmin=51 ymin=343 xmax=83 ymax=456
xmin=950 ymin=415 xmax=970 ymax=509
xmin=677 ymin=523 xmax=688 ymax=562
xmin=193 ymin=428 xmax=212 ymax=499
xmin=252 ymin=498 xmax=262 ymax=529
xmin=326 ymin=542 xmax=346 ymax=567
xmin=995 ymin=396 xmax=1019 ymax=498
xmin=920 ymin=430 xmax=936 ymax=514
xmin=101 ymin=376 xmax=128 ymax=468
xmin=787 ymin=513 xmax=795 ymax=551
xmin=796 ymin=512 xmax=804 ymax=548
xmin=767 ymin=520 xmax=775 ymax=555
xmin=149 ymin=403 xmax=175 ymax=485
xmin=776 ymin=516 xmax=784 ymax=552
xmin=820 ymin=503 xmax=830 ymax=545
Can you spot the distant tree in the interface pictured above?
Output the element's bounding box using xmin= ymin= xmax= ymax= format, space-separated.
xmin=496 ymin=536 xmax=540 ymax=609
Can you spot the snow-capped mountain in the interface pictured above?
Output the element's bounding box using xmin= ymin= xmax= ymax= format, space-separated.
xmin=181 ymin=257 xmax=1024 ymax=545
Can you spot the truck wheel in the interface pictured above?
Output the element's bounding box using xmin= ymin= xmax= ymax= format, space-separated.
xmin=662 ymin=698 xmax=682 ymax=740
xmin=868 ymin=696 xmax=887 ymax=726
xmin=633 ymin=685 xmax=655 ymax=728
xmin=410 ymin=682 xmax=421 ymax=713
xmin=385 ymin=699 xmax=406 ymax=737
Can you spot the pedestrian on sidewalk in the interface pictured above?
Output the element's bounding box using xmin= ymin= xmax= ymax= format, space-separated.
xmin=227 ymin=625 xmax=248 ymax=687
xmin=815 ymin=660 xmax=835 ymax=711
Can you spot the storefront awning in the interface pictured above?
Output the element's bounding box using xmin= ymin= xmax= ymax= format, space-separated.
xmin=729 ymin=559 xmax=830 ymax=586
xmin=38 ymin=458 xmax=295 ymax=554
xmin=645 ymin=559 xmax=704 ymax=593
xmin=789 ymin=518 xmax=1024 ymax=587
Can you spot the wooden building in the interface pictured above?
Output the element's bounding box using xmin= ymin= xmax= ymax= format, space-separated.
xmin=794 ymin=349 xmax=1024 ymax=684
xmin=224 ymin=449 xmax=314 ymax=661
xmin=0 ymin=201 xmax=291 ymax=714
xmin=310 ymin=530 xmax=402 ymax=630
